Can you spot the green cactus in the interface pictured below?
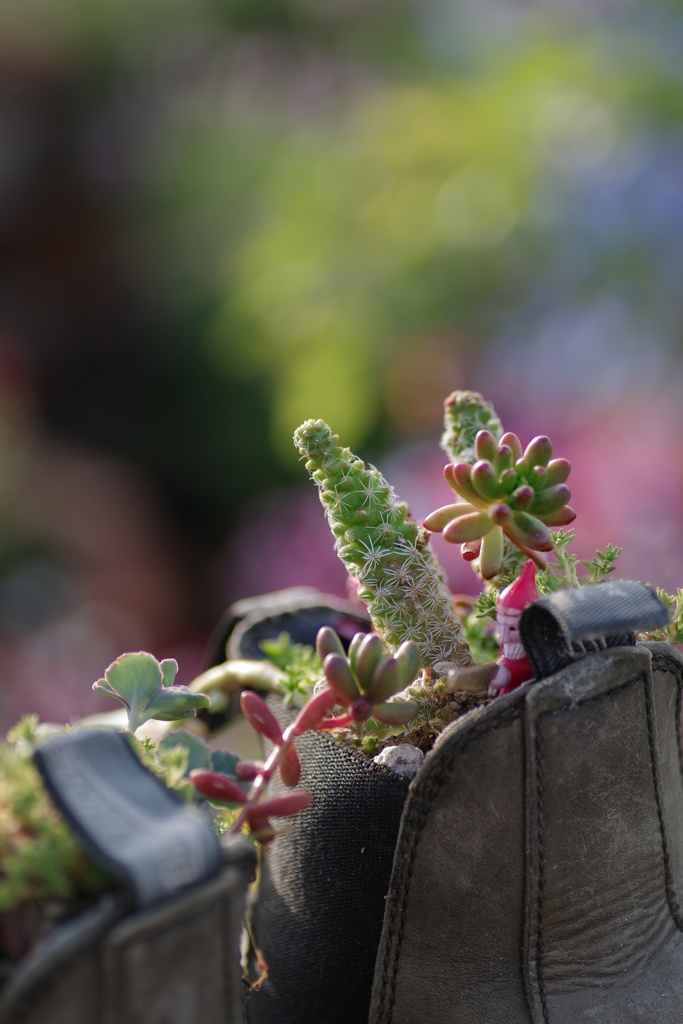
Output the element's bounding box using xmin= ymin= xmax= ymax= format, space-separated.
xmin=440 ymin=390 xmax=503 ymax=464
xmin=294 ymin=419 xmax=471 ymax=674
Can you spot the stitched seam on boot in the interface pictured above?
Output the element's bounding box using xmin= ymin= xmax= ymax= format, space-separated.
xmin=534 ymin=675 xmax=642 ymax=1024
xmin=643 ymin=667 xmax=683 ymax=931
xmin=375 ymin=703 xmax=523 ymax=1023
xmin=649 ymin=651 xmax=683 ymax=780
xmin=534 ymin=718 xmax=550 ymax=1024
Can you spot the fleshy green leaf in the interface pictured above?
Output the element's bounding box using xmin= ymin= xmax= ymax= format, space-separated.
xmin=92 ymin=678 xmax=118 ymax=699
xmin=160 ymin=659 xmax=179 ymax=688
xmin=144 ymin=686 xmax=210 ymax=723
xmin=371 ymin=700 xmax=419 ymax=726
xmin=97 ymin=653 xmax=164 ymax=730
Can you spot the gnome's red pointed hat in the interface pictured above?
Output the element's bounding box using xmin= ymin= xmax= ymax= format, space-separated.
xmin=495 ymin=560 xmax=540 ymax=690
xmin=497 ymin=559 xmax=539 ymax=616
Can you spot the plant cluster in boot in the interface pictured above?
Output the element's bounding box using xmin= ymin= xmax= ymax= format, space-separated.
xmin=188 ymin=629 xmax=422 ymax=840
xmin=184 ymin=390 xmax=683 ymax=758
xmin=0 ymin=624 xmax=423 ymax=956
xmin=286 ymin=393 xmax=575 ymax=745
xmin=0 ymin=701 xmax=209 ymax=970
xmin=0 ymin=718 xmax=112 ymax=969
xmin=284 ymin=390 xmax=681 ymax=738
xmin=6 ymin=386 xmax=683 ymax=971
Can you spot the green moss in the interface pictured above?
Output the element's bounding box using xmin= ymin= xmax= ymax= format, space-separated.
xmin=0 ymin=724 xmax=110 ymax=914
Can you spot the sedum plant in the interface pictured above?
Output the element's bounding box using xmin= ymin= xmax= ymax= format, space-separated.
xmin=188 ymin=630 xmax=422 ymax=840
xmin=425 ymin=405 xmax=576 ymax=579
xmin=315 ymin=627 xmax=419 ymax=730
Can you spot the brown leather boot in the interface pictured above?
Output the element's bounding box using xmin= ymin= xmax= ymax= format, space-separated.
xmin=370 ymin=584 xmax=683 ymax=1024
xmin=234 ymin=582 xmax=681 ymax=1024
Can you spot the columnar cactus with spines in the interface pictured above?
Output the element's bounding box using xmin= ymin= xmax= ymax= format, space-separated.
xmin=440 ymin=390 xmax=503 ymax=465
xmin=294 ymin=419 xmax=471 ymax=673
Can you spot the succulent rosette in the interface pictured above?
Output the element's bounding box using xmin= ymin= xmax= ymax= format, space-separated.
xmin=315 ymin=627 xmax=420 ymax=729
xmin=424 ymin=429 xmax=575 ymax=579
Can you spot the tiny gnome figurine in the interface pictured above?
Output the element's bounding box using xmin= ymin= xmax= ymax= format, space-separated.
xmin=489 ymin=560 xmax=539 ymax=696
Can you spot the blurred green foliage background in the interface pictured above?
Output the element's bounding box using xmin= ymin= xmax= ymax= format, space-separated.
xmin=2 ymin=0 xmax=683 ymax=725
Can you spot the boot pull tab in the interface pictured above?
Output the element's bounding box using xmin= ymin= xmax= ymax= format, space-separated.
xmin=519 ymin=580 xmax=670 ymax=681
xmin=34 ymin=729 xmax=224 ymax=909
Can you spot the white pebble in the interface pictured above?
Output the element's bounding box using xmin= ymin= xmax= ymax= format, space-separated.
xmin=373 ymin=744 xmax=424 ymax=779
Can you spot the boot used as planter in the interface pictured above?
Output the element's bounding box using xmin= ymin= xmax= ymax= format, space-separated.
xmin=211 ymin=580 xmax=682 ymax=1024
xmin=0 ymin=729 xmax=255 ymax=1024
xmin=183 ymin=390 xmax=683 ymax=1024
xmin=97 ymin=388 xmax=682 ymax=1024
xmin=202 ymin=588 xmax=409 ymax=1024
xmin=370 ymin=582 xmax=683 ymax=1024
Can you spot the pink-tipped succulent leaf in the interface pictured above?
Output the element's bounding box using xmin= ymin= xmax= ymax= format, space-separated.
xmin=189 ymin=769 xmax=248 ymax=805
xmin=278 ymin=746 xmax=302 ymax=787
xmin=240 ymin=691 xmax=284 ymax=746
xmin=316 ymin=627 xmax=421 ymax=731
xmin=425 ymin=431 xmax=575 ymax=578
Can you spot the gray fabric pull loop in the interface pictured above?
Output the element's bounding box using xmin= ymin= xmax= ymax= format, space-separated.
xmin=520 ymin=580 xmax=670 ymax=680
xmin=34 ymin=730 xmax=223 ymax=909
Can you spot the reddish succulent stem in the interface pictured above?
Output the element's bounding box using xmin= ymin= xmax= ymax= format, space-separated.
xmin=229 ymin=725 xmax=294 ymax=835
xmin=318 ymin=712 xmax=354 ymax=730
xmin=229 ymin=689 xmax=337 ymax=837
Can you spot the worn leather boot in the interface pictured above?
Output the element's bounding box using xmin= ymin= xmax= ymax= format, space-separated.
xmin=0 ymin=731 xmax=254 ymax=1024
xmin=224 ymin=582 xmax=680 ymax=1024
xmin=369 ymin=583 xmax=683 ymax=1024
